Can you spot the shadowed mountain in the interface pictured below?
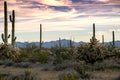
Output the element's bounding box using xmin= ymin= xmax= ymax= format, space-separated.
xmin=15 ymin=39 xmax=83 ymax=48
xmin=15 ymin=39 xmax=120 ymax=48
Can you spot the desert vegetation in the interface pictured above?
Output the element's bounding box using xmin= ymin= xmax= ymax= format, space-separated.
xmin=0 ymin=1 xmax=120 ymax=80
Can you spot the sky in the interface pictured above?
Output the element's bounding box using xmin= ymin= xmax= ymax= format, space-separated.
xmin=0 ymin=0 xmax=120 ymax=43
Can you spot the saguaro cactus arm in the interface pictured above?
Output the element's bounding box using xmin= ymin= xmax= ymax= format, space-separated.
xmin=1 ymin=33 xmax=5 ymax=42
xmin=8 ymin=34 xmax=10 ymax=38
xmin=9 ymin=15 xmax=12 ymax=21
xmin=14 ymin=37 xmax=17 ymax=41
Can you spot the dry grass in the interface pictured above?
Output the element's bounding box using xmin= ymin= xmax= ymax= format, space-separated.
xmin=0 ymin=66 xmax=120 ymax=80
xmin=0 ymin=66 xmax=62 ymax=80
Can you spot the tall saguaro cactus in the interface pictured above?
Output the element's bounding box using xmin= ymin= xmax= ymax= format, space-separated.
xmin=112 ymin=31 xmax=115 ymax=48
xmin=2 ymin=1 xmax=10 ymax=44
xmin=40 ymin=24 xmax=42 ymax=50
xmin=93 ymin=23 xmax=95 ymax=39
xmin=90 ymin=23 xmax=98 ymax=45
xmin=10 ymin=10 xmax=16 ymax=47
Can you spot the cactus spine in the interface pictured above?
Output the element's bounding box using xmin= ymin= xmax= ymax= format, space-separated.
xmin=112 ymin=31 xmax=115 ymax=48
xmin=40 ymin=24 xmax=42 ymax=50
xmin=2 ymin=1 xmax=10 ymax=44
xmin=102 ymin=35 xmax=104 ymax=44
xmin=10 ymin=10 xmax=16 ymax=47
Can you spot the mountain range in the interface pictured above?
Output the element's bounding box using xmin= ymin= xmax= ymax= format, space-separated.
xmin=15 ymin=39 xmax=120 ymax=48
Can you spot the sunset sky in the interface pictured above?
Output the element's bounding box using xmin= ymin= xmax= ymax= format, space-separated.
xmin=0 ymin=0 xmax=120 ymax=42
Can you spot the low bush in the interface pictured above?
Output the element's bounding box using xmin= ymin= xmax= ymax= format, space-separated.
xmin=112 ymin=47 xmax=120 ymax=58
xmin=32 ymin=50 xmax=50 ymax=63
xmin=0 ymin=44 xmax=21 ymax=61
xmin=74 ymin=66 xmax=91 ymax=80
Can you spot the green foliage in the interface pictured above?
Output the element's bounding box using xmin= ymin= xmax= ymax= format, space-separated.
xmin=0 ymin=44 xmax=20 ymax=61
xmin=52 ymin=47 xmax=71 ymax=64
xmin=33 ymin=50 xmax=50 ymax=63
xmin=19 ymin=43 xmax=37 ymax=60
xmin=77 ymin=37 xmax=109 ymax=64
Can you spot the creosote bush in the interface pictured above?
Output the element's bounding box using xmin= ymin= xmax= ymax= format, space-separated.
xmin=0 ymin=44 xmax=21 ymax=61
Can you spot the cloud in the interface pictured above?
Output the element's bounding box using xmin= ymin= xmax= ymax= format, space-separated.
xmin=39 ymin=0 xmax=72 ymax=6
xmin=0 ymin=0 xmax=119 ymax=34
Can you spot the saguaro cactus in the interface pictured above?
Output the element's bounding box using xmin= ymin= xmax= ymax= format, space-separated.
xmin=112 ymin=31 xmax=115 ymax=47
xmin=10 ymin=10 xmax=16 ymax=47
xmin=2 ymin=1 xmax=10 ymax=44
xmin=40 ymin=24 xmax=42 ymax=50
xmin=102 ymin=35 xmax=104 ymax=44
xmin=93 ymin=23 xmax=95 ymax=39
xmin=90 ymin=23 xmax=98 ymax=45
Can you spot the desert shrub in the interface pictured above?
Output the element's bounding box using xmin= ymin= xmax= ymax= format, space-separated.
xmin=112 ymin=47 xmax=120 ymax=58
xmin=76 ymin=37 xmax=109 ymax=64
xmin=24 ymin=69 xmax=34 ymax=80
xmin=74 ymin=66 xmax=91 ymax=80
xmin=0 ymin=44 xmax=21 ymax=61
xmin=53 ymin=54 xmax=63 ymax=64
xmin=19 ymin=43 xmax=37 ymax=59
xmin=52 ymin=47 xmax=73 ymax=65
xmin=32 ymin=50 xmax=50 ymax=63
xmin=53 ymin=47 xmax=67 ymax=64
